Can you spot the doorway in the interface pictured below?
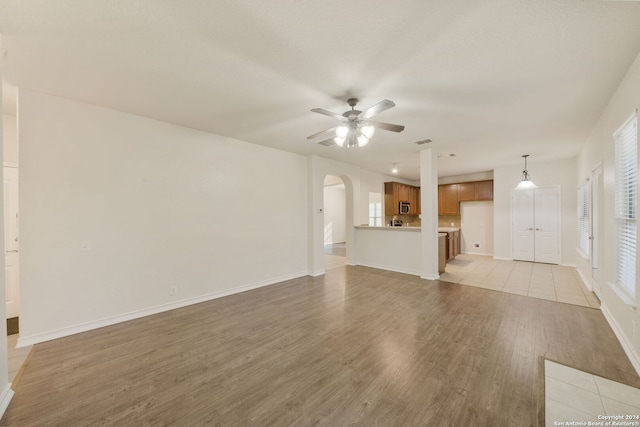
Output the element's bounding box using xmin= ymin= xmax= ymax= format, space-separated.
xmin=323 ymin=175 xmax=346 ymax=270
xmin=590 ymin=164 xmax=603 ymax=296
xmin=4 ymin=165 xmax=19 ymax=326
xmin=511 ymin=186 xmax=561 ymax=264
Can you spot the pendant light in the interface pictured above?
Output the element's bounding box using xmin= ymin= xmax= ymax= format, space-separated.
xmin=515 ymin=154 xmax=536 ymax=190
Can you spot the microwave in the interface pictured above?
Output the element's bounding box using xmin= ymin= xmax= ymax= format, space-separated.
xmin=399 ymin=201 xmax=410 ymax=214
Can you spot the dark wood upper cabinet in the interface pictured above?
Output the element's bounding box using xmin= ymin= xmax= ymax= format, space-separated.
xmin=475 ymin=180 xmax=493 ymax=200
xmin=438 ymin=184 xmax=459 ymax=215
xmin=384 ymin=182 xmax=421 ymax=215
xmin=457 ymin=182 xmax=476 ymax=201
xmin=438 ymin=180 xmax=493 ymax=216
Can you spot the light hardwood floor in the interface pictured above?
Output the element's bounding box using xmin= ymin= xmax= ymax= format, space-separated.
xmin=2 ymin=265 xmax=638 ymax=426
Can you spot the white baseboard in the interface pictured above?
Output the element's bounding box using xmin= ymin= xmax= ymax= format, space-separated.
xmin=421 ymin=273 xmax=440 ymax=280
xmin=0 ymin=384 xmax=14 ymax=418
xmin=492 ymin=256 xmax=513 ymax=261
xmin=17 ymin=271 xmax=308 ymax=348
xmin=601 ymin=303 xmax=640 ymax=376
xmin=574 ymin=266 xmax=594 ymax=292
xmin=354 ymin=261 xmax=421 ymax=277
xmin=308 ymin=270 xmax=325 ymax=277
xmin=461 ymin=251 xmax=494 ymax=257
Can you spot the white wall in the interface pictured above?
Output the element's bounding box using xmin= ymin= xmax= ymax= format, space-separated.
xmin=18 ymin=89 xmax=309 ymax=345
xmin=493 ymin=157 xmax=577 ymax=265
xmin=0 ymin=33 xmax=14 ymax=415
xmin=2 ymin=114 xmax=17 ymax=165
xmin=460 ymin=201 xmax=494 ymax=255
xmin=576 ymin=48 xmax=640 ymax=374
xmin=323 ymin=184 xmax=346 ymax=244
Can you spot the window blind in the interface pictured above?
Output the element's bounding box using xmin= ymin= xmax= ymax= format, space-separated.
xmin=578 ymin=181 xmax=590 ymax=257
xmin=614 ymin=115 xmax=637 ymax=298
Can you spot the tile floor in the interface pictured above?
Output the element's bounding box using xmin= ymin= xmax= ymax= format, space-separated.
xmin=545 ymin=360 xmax=640 ymax=426
xmin=439 ymin=254 xmax=600 ymax=308
xmin=7 ymin=334 xmax=32 ymax=383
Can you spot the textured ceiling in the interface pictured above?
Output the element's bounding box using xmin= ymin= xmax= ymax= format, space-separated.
xmin=2 ymin=0 xmax=640 ymax=179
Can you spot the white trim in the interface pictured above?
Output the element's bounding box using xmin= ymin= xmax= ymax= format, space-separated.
xmin=575 ymin=267 xmax=594 ymax=293
xmin=308 ymin=270 xmax=325 ymax=277
xmin=17 ymin=271 xmax=308 ymax=348
xmin=493 ymin=256 xmax=513 ymax=261
xmin=461 ymin=251 xmax=494 ymax=257
xmin=0 ymin=384 xmax=14 ymax=418
xmin=576 ymin=247 xmax=589 ymax=261
xmin=601 ymin=303 xmax=640 ymax=377
xmin=353 ymin=261 xmax=420 ymax=277
xmin=421 ymin=273 xmax=440 ymax=280
xmin=2 ymin=162 xmax=17 ymax=168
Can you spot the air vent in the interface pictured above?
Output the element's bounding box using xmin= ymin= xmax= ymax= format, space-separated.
xmin=318 ymin=139 xmax=336 ymax=147
xmin=414 ymin=139 xmax=432 ymax=145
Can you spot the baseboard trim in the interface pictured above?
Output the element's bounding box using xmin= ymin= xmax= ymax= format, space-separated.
xmin=354 ymin=261 xmax=420 ymax=277
xmin=601 ymin=302 xmax=640 ymax=376
xmin=461 ymin=251 xmax=494 ymax=257
xmin=17 ymin=271 xmax=308 ymax=348
xmin=492 ymin=256 xmax=513 ymax=261
xmin=420 ymin=273 xmax=440 ymax=280
xmin=0 ymin=384 xmax=14 ymax=418
xmin=574 ymin=266 xmax=594 ymax=292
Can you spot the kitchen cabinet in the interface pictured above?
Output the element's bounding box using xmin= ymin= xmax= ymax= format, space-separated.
xmin=438 ymin=180 xmax=493 ymax=216
xmin=475 ymin=180 xmax=493 ymax=200
xmin=438 ymin=233 xmax=447 ymax=274
xmin=444 ymin=229 xmax=461 ymax=261
xmin=438 ymin=184 xmax=459 ymax=215
xmin=457 ymin=182 xmax=475 ymax=201
xmin=385 ymin=182 xmax=421 ymax=215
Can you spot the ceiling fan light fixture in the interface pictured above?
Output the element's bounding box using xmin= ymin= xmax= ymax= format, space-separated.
xmin=335 ymin=125 xmax=349 ymax=138
xmin=357 ymin=134 xmax=369 ymax=147
xmin=391 ymin=163 xmax=398 ymax=174
xmin=334 ymin=136 xmax=345 ymax=147
xmin=361 ymin=124 xmax=375 ymax=139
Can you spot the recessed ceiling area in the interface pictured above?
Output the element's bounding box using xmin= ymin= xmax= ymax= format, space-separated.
xmin=2 ymin=1 xmax=640 ymax=180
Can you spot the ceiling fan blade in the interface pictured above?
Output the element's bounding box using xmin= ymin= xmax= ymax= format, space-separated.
xmin=369 ymin=121 xmax=405 ymax=133
xmin=307 ymin=126 xmax=337 ymax=140
xmin=310 ymin=108 xmax=349 ymax=122
xmin=359 ymin=99 xmax=396 ymax=120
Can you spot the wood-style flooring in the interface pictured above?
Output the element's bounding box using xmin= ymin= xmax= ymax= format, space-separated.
xmin=2 ymin=265 xmax=639 ymax=426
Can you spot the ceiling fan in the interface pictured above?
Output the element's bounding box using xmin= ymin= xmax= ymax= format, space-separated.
xmin=307 ymin=98 xmax=405 ymax=148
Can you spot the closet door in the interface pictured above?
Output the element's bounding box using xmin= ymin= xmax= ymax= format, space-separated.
xmin=533 ymin=187 xmax=560 ymax=264
xmin=511 ymin=186 xmax=561 ymax=264
xmin=511 ymin=189 xmax=535 ymax=262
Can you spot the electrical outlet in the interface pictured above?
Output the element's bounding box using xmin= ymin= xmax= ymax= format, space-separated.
xmin=474 ymin=243 xmax=480 ymax=248
xmin=169 ymin=285 xmax=178 ymax=296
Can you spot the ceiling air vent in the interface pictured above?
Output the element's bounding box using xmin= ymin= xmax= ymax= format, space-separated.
xmin=414 ymin=139 xmax=432 ymax=145
xmin=318 ymin=139 xmax=336 ymax=147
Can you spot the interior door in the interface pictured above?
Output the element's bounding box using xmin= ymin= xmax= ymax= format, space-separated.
xmin=4 ymin=166 xmax=19 ymax=319
xmin=591 ymin=165 xmax=602 ymax=296
xmin=511 ymin=189 xmax=535 ymax=262
xmin=511 ymin=186 xmax=561 ymax=264
xmin=533 ymin=187 xmax=560 ymax=264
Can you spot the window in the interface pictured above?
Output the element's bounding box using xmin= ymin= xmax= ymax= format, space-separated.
xmin=368 ymin=192 xmax=382 ymax=226
xmin=614 ymin=114 xmax=637 ymax=299
xmin=577 ymin=180 xmax=590 ymax=259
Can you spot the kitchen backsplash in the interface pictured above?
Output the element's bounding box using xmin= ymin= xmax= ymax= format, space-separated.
xmin=384 ymin=214 xmax=422 ymax=227
xmin=438 ymin=215 xmax=461 ymax=227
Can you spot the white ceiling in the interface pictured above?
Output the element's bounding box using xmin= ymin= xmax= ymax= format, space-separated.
xmin=2 ymin=1 xmax=640 ymax=180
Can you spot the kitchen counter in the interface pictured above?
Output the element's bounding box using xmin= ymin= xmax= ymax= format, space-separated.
xmin=355 ymin=226 xmax=420 ymax=232
xmin=354 ymin=226 xmax=421 ymax=275
xmin=438 ymin=227 xmax=460 ymax=232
